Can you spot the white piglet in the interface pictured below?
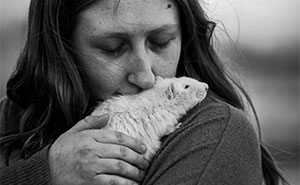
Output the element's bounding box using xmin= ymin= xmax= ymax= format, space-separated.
xmin=91 ymin=76 xmax=209 ymax=160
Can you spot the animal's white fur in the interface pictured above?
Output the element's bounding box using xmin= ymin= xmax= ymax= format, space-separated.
xmin=91 ymin=76 xmax=208 ymax=160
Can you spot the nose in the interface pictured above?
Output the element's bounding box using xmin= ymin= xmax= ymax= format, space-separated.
xmin=205 ymin=84 xmax=209 ymax=92
xmin=127 ymin=51 xmax=155 ymax=90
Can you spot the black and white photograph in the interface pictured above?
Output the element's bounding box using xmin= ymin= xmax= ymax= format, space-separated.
xmin=0 ymin=0 xmax=299 ymax=184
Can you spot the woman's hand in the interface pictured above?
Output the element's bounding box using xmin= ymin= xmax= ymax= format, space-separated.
xmin=49 ymin=115 xmax=149 ymax=185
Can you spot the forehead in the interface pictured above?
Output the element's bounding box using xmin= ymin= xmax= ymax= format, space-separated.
xmin=77 ymin=0 xmax=180 ymax=35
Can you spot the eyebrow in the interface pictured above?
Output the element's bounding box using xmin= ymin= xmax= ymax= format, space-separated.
xmin=148 ymin=24 xmax=180 ymax=35
xmin=89 ymin=24 xmax=180 ymax=40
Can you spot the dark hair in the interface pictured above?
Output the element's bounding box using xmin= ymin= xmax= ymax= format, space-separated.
xmin=2 ymin=0 xmax=286 ymax=184
xmin=174 ymin=1 xmax=287 ymax=184
xmin=4 ymin=0 xmax=96 ymax=157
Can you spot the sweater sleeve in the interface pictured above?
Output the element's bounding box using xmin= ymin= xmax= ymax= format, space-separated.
xmin=0 ymin=146 xmax=51 ymax=185
xmin=0 ymin=97 xmax=52 ymax=184
xmin=142 ymin=99 xmax=262 ymax=185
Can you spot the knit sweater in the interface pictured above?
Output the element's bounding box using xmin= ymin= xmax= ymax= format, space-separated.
xmin=0 ymin=95 xmax=263 ymax=185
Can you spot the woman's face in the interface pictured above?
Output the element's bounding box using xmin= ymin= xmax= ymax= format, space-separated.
xmin=74 ymin=0 xmax=182 ymax=101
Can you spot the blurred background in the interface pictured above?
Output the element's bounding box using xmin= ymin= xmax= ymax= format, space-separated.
xmin=0 ymin=0 xmax=299 ymax=184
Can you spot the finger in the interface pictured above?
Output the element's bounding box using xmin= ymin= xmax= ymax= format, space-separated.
xmin=96 ymin=158 xmax=144 ymax=182
xmin=96 ymin=143 xmax=149 ymax=170
xmin=94 ymin=174 xmax=138 ymax=185
xmin=70 ymin=114 xmax=110 ymax=132
xmin=93 ymin=130 xmax=147 ymax=155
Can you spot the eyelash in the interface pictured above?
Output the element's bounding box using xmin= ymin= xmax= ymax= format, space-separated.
xmin=102 ymin=43 xmax=126 ymax=56
xmin=101 ymin=38 xmax=174 ymax=56
xmin=150 ymin=38 xmax=174 ymax=49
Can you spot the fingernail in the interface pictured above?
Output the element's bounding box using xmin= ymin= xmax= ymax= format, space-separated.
xmin=89 ymin=114 xmax=109 ymax=122
xmin=83 ymin=114 xmax=110 ymax=129
xmin=100 ymin=114 xmax=110 ymax=121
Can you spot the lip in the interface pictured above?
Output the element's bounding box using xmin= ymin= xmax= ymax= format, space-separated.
xmin=113 ymin=93 xmax=123 ymax=97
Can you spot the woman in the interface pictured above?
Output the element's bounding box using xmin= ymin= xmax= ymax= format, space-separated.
xmin=0 ymin=0 xmax=285 ymax=184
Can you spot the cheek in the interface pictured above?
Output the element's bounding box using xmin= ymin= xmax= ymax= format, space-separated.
xmin=154 ymin=59 xmax=178 ymax=78
xmin=154 ymin=42 xmax=181 ymax=78
xmin=79 ymin=54 xmax=126 ymax=100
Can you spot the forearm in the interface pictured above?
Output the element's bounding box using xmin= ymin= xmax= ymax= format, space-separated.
xmin=0 ymin=146 xmax=51 ymax=185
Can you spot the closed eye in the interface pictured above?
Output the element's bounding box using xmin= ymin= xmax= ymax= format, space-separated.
xmin=149 ymin=38 xmax=175 ymax=50
xmin=101 ymin=43 xmax=127 ymax=57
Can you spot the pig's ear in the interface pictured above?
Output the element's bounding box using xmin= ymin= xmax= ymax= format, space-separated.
xmin=155 ymin=76 xmax=164 ymax=81
xmin=165 ymin=82 xmax=176 ymax=100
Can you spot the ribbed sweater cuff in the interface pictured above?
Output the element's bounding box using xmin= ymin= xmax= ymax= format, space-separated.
xmin=0 ymin=145 xmax=51 ymax=185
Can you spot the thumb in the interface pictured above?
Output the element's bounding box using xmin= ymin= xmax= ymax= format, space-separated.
xmin=69 ymin=114 xmax=110 ymax=132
